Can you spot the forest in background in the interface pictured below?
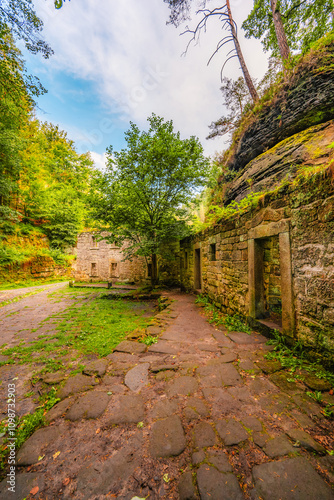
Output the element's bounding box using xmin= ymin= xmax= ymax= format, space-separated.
xmin=0 ymin=27 xmax=102 ymax=277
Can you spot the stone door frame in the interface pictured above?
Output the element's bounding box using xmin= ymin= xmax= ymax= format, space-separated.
xmin=194 ymin=243 xmax=202 ymax=291
xmin=248 ymin=220 xmax=295 ymax=338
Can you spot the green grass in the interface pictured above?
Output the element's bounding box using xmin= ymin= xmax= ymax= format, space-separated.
xmin=195 ymin=294 xmax=251 ymax=333
xmin=140 ymin=335 xmax=158 ymax=346
xmin=0 ymin=278 xmax=69 ymax=291
xmin=265 ymin=329 xmax=334 ymax=386
xmin=224 ymin=314 xmax=252 ymax=334
xmin=0 ymin=293 xmax=155 ymax=364
xmin=0 ymin=388 xmax=60 ymax=471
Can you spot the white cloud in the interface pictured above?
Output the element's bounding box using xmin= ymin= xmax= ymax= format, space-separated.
xmin=33 ymin=0 xmax=269 ymax=157
xmin=89 ymin=151 xmax=108 ymax=172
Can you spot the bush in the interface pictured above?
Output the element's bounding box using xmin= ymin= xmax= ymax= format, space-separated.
xmin=0 ymin=245 xmax=27 ymax=266
xmin=0 ymin=222 xmax=16 ymax=235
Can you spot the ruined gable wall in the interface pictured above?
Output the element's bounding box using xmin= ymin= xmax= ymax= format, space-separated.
xmin=74 ymin=233 xmax=147 ymax=282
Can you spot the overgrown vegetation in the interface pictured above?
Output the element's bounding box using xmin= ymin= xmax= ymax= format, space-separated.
xmin=0 ymin=387 xmax=60 ymax=470
xmin=265 ymin=329 xmax=334 ymax=389
xmin=195 ymin=294 xmax=251 ymax=333
xmin=94 ymin=114 xmax=210 ymax=286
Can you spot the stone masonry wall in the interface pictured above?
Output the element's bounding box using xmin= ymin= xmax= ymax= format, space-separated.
xmin=74 ymin=233 xmax=147 ymax=283
xmin=74 ymin=233 xmax=180 ymax=285
xmin=180 ymin=173 xmax=334 ymax=368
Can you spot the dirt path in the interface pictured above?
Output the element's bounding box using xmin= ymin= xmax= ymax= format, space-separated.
xmin=0 ymin=291 xmax=333 ymax=499
xmin=0 ymin=282 xmax=75 ymax=347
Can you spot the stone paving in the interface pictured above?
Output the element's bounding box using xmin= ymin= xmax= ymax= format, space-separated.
xmin=0 ymin=291 xmax=333 ymax=499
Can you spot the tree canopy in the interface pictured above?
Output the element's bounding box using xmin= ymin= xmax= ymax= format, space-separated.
xmin=242 ymin=0 xmax=334 ymax=57
xmin=0 ymin=0 xmax=53 ymax=58
xmin=95 ymin=114 xmax=209 ymax=285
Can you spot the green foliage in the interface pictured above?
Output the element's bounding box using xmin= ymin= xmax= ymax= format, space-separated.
xmin=224 ymin=314 xmax=252 ymax=334
xmin=195 ymin=295 xmax=251 ymax=332
xmin=18 ymin=121 xmax=100 ymax=242
xmin=206 ymin=191 xmax=264 ymax=225
xmin=140 ymin=335 xmax=159 ymax=346
xmin=323 ymin=405 xmax=334 ymax=419
xmin=243 ymin=0 xmax=334 ymax=57
xmin=195 ymin=294 xmax=210 ymax=306
xmin=96 ymin=114 xmax=209 ymax=284
xmin=306 ymin=390 xmax=323 ymax=403
xmin=0 ymin=240 xmax=71 ymax=268
xmin=1 ymin=292 xmax=154 ymax=360
xmin=0 ymin=244 xmax=28 ymax=266
xmin=0 ymin=0 xmax=53 ymax=58
xmin=265 ymin=330 xmax=334 ymax=384
xmin=0 ymin=388 xmax=59 ymax=470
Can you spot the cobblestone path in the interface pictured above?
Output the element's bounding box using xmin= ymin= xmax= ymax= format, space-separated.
xmin=0 ymin=291 xmax=333 ymax=499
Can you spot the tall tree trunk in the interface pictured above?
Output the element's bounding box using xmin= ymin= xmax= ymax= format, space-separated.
xmin=226 ymin=0 xmax=259 ymax=102
xmin=151 ymin=253 xmax=158 ymax=287
xmin=270 ymin=0 xmax=290 ymax=61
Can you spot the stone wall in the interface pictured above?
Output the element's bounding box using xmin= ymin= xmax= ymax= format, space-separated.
xmin=0 ymin=255 xmax=74 ymax=284
xmin=74 ymin=233 xmax=148 ymax=283
xmin=73 ymin=233 xmax=180 ymax=285
xmin=179 ymin=171 xmax=334 ymax=368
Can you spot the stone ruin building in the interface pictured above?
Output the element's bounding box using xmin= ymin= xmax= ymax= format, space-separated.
xmin=73 ymin=233 xmax=148 ymax=283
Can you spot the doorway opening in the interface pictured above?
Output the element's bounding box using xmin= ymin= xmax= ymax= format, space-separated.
xmin=194 ymin=248 xmax=201 ymax=290
xmin=260 ymin=236 xmax=282 ymax=327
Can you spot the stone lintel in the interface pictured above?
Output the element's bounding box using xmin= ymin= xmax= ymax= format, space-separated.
xmin=248 ymin=219 xmax=290 ymax=240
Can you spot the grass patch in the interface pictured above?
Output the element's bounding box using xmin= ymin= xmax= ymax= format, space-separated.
xmin=0 ymin=388 xmax=60 ymax=471
xmin=140 ymin=335 xmax=159 ymax=346
xmin=0 ymin=292 xmax=155 ymax=364
xmin=224 ymin=314 xmax=251 ymax=334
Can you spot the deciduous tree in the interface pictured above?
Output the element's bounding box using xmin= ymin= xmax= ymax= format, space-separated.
xmin=0 ymin=0 xmax=53 ymax=58
xmin=95 ymin=114 xmax=209 ymax=286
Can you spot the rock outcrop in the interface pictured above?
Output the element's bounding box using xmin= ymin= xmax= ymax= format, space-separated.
xmin=222 ymin=36 xmax=334 ymax=182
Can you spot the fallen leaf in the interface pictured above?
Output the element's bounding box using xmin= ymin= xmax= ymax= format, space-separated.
xmin=63 ymin=478 xmax=70 ymax=486
xmin=38 ymin=455 xmax=45 ymax=461
xmin=30 ymin=486 xmax=39 ymax=495
xmin=53 ymin=451 xmax=60 ymax=459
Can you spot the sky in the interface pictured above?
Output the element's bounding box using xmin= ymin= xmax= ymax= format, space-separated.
xmin=25 ymin=0 xmax=269 ymax=170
